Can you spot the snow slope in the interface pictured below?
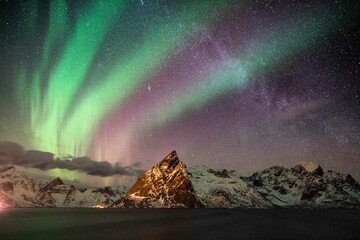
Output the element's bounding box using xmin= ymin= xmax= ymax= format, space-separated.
xmin=0 ymin=166 xmax=37 ymax=207
xmin=242 ymin=162 xmax=360 ymax=208
xmin=188 ymin=166 xmax=271 ymax=208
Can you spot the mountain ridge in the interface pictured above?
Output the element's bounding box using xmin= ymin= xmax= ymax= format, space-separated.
xmin=1 ymin=151 xmax=359 ymax=208
xmin=0 ymin=165 xmax=126 ymax=208
xmin=112 ymin=151 xmax=360 ymax=209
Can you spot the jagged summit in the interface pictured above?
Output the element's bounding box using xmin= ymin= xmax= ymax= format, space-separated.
xmin=112 ymin=151 xmax=202 ymax=208
xmin=243 ymin=163 xmax=360 ymax=208
xmin=294 ymin=161 xmax=324 ymax=176
xmin=40 ymin=177 xmax=64 ymax=192
xmin=159 ymin=151 xmax=180 ymax=172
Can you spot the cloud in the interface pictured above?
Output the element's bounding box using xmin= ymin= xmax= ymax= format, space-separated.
xmin=0 ymin=141 xmax=24 ymax=159
xmin=0 ymin=141 xmax=143 ymax=177
xmin=276 ymin=99 xmax=329 ymax=122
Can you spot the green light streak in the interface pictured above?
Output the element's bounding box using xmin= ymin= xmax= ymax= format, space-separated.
xmin=149 ymin=7 xmax=344 ymax=127
xmin=15 ymin=66 xmax=27 ymax=114
xmin=35 ymin=0 xmax=126 ymax=155
xmin=26 ymin=0 xmax=39 ymax=32
xmin=30 ymin=69 xmax=41 ymax=130
xmin=28 ymin=0 xmax=67 ymax=130
xmin=42 ymin=0 xmax=67 ymax=68
xmin=14 ymin=1 xmax=40 ymax=126
xmin=60 ymin=1 xmax=228 ymax=157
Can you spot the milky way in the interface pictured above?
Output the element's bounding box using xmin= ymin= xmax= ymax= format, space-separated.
xmin=0 ymin=0 xmax=359 ymax=185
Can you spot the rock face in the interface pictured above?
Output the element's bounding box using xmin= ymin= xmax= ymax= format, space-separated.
xmin=113 ymin=151 xmax=202 ymax=208
xmin=38 ymin=177 xmax=77 ymax=207
xmin=0 ymin=192 xmax=17 ymax=208
xmin=0 ymin=165 xmax=37 ymax=207
xmin=0 ymin=165 xmax=126 ymax=208
xmin=40 ymin=177 xmax=64 ymax=192
xmin=242 ymin=162 xmax=360 ymax=208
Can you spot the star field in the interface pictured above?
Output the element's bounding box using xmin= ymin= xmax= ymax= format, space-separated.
xmin=0 ymin=0 xmax=359 ymax=185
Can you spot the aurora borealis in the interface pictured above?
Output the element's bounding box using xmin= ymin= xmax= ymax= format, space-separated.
xmin=0 ymin=0 xmax=359 ymax=185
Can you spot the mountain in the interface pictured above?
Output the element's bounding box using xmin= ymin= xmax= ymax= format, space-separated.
xmin=0 ymin=166 xmax=37 ymax=207
xmin=188 ymin=166 xmax=271 ymax=208
xmin=113 ymin=151 xmax=202 ymax=208
xmin=113 ymin=152 xmax=360 ymax=209
xmin=0 ymin=165 xmax=126 ymax=208
xmin=241 ymin=162 xmax=360 ymax=208
xmin=2 ymin=152 xmax=360 ymax=209
xmin=113 ymin=151 xmax=271 ymax=208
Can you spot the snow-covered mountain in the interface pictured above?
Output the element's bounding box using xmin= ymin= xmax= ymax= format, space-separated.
xmin=113 ymin=152 xmax=360 ymax=208
xmin=0 ymin=166 xmax=37 ymax=207
xmin=113 ymin=151 xmax=202 ymax=208
xmin=188 ymin=166 xmax=271 ymax=208
xmin=2 ymin=152 xmax=360 ymax=209
xmin=0 ymin=165 xmax=126 ymax=208
xmin=241 ymin=162 xmax=360 ymax=208
xmin=113 ymin=151 xmax=271 ymax=208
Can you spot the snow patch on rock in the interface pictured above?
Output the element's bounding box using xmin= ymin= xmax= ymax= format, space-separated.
xmin=113 ymin=151 xmax=202 ymax=208
xmin=188 ymin=166 xmax=272 ymax=208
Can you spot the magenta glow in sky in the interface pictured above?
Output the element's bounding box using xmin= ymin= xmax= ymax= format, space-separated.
xmin=0 ymin=0 xmax=359 ymax=184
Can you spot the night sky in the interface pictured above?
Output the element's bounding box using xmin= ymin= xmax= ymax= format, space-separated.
xmin=0 ymin=0 xmax=359 ymax=186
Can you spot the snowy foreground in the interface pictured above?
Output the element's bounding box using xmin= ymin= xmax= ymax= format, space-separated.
xmin=1 ymin=151 xmax=360 ymax=208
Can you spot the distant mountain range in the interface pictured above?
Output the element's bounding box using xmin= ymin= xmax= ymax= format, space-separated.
xmin=0 ymin=165 xmax=126 ymax=208
xmin=112 ymin=151 xmax=360 ymax=208
xmin=1 ymin=151 xmax=359 ymax=208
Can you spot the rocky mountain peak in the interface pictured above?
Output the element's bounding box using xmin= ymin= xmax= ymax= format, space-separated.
xmin=113 ymin=151 xmax=202 ymax=208
xmin=159 ymin=150 xmax=180 ymax=172
xmin=243 ymin=163 xmax=360 ymax=208
xmin=40 ymin=177 xmax=64 ymax=192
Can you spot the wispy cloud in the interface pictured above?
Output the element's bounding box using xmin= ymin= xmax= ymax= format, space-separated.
xmin=276 ymin=99 xmax=329 ymax=122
